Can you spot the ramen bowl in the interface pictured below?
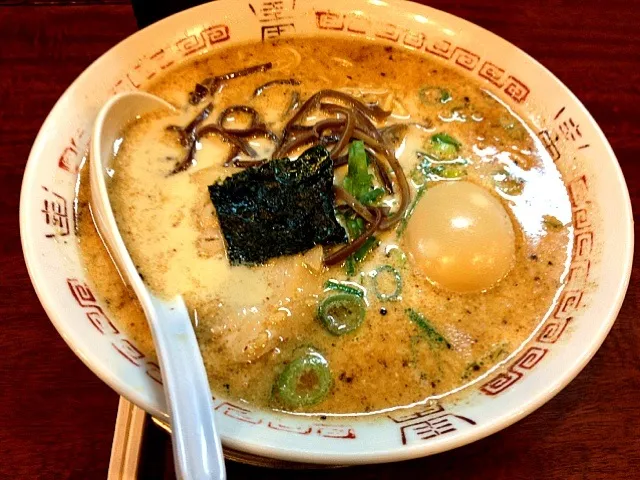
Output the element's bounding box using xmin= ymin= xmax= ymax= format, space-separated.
xmin=20 ymin=0 xmax=633 ymax=465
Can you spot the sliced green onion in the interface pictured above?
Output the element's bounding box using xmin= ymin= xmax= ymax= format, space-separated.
xmin=385 ymin=245 xmax=407 ymax=267
xmin=345 ymin=214 xmax=365 ymax=238
xmin=358 ymin=187 xmax=385 ymax=205
xmin=318 ymin=293 xmax=366 ymax=335
xmin=345 ymin=256 xmax=356 ymax=277
xmin=397 ymin=184 xmax=426 ymax=237
xmin=419 ymin=86 xmax=452 ymax=105
xmin=352 ymin=235 xmax=379 ymax=262
xmin=275 ymin=349 xmax=332 ymax=408
xmin=324 ymin=279 xmax=365 ymax=298
xmin=372 ymin=265 xmax=402 ymax=301
xmin=341 ymin=213 xmax=379 ymax=275
xmin=429 ymin=133 xmax=461 ymax=160
xmin=406 ymin=308 xmax=451 ymax=349
xmin=341 ymin=212 xmax=364 ymax=276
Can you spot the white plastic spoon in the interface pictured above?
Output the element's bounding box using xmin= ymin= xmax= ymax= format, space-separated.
xmin=90 ymin=91 xmax=225 ymax=480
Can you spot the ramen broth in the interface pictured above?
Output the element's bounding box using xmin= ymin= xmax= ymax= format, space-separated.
xmin=75 ymin=37 xmax=573 ymax=414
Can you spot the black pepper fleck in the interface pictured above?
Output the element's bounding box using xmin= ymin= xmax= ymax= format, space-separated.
xmin=380 ymin=307 xmax=387 ymax=316
xmin=530 ymin=254 xmax=538 ymax=261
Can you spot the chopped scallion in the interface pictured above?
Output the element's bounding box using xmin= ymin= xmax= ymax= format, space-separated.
xmin=406 ymin=308 xmax=451 ymax=349
xmin=372 ymin=265 xmax=402 ymax=301
xmin=324 ymin=279 xmax=365 ymax=298
xmin=318 ymin=293 xmax=366 ymax=336
xmin=396 ymin=185 xmax=426 ymax=237
xmin=274 ymin=349 xmax=332 ymax=407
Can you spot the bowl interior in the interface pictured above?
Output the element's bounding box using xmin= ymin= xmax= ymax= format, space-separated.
xmin=19 ymin=0 xmax=633 ymax=464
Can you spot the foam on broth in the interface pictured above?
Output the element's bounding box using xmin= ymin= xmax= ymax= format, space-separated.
xmin=75 ymin=37 xmax=573 ymax=414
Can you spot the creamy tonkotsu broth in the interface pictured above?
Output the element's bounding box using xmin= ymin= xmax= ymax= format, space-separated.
xmin=76 ymin=37 xmax=573 ymax=414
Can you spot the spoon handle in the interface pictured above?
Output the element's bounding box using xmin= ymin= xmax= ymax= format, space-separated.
xmin=147 ymin=295 xmax=226 ymax=480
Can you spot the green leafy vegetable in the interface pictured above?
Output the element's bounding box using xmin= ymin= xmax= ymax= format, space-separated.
xmin=343 ymin=140 xmax=381 ymax=205
xmin=274 ymin=348 xmax=332 ymax=408
xmin=318 ymin=294 xmax=366 ymax=335
xmin=406 ymin=308 xmax=451 ymax=349
xmin=372 ymin=265 xmax=402 ymax=301
xmin=208 ymin=146 xmax=347 ymax=265
xmin=428 ymin=133 xmax=461 ymax=160
xmin=324 ymin=279 xmax=365 ymax=298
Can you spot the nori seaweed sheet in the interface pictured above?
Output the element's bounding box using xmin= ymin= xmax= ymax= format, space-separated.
xmin=208 ymin=146 xmax=347 ymax=265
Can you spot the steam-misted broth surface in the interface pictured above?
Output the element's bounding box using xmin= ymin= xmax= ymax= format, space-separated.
xmin=76 ymin=37 xmax=573 ymax=414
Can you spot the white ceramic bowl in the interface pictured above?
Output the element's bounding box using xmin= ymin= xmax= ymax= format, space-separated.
xmin=20 ymin=0 xmax=633 ymax=465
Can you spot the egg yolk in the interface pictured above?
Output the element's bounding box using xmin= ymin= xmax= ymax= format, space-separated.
xmin=405 ymin=181 xmax=516 ymax=293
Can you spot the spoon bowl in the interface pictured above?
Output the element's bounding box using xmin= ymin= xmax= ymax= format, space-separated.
xmin=90 ymin=91 xmax=226 ymax=480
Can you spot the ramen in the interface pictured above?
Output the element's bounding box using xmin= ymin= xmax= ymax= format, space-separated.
xmin=75 ymin=37 xmax=573 ymax=414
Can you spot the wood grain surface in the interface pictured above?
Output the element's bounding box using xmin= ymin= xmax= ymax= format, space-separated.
xmin=0 ymin=1 xmax=638 ymax=479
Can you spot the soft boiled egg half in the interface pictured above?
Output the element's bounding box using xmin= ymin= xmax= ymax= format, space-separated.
xmin=405 ymin=181 xmax=516 ymax=293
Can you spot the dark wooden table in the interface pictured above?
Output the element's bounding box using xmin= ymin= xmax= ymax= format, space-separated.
xmin=1 ymin=1 xmax=638 ymax=478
